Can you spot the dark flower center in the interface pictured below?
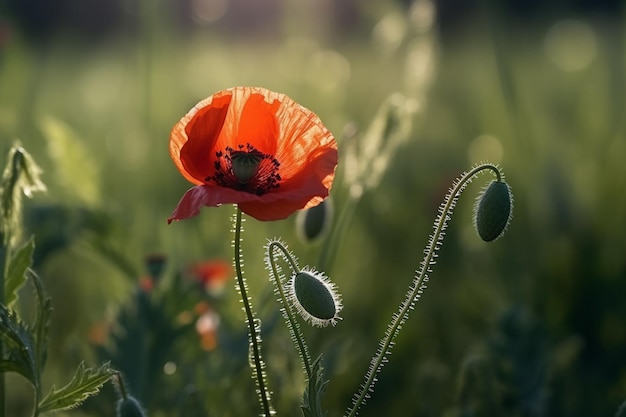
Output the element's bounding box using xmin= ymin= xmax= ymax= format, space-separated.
xmin=231 ymin=148 xmax=264 ymax=184
xmin=205 ymin=143 xmax=281 ymax=195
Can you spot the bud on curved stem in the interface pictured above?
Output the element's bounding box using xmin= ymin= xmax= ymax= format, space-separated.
xmin=266 ymin=239 xmax=341 ymax=417
xmin=114 ymin=373 xmax=147 ymax=417
xmin=474 ymin=180 xmax=513 ymax=241
xmin=345 ymin=163 xmax=512 ymax=417
xmin=265 ymin=239 xmax=313 ymax=380
xmin=290 ymin=269 xmax=342 ymax=327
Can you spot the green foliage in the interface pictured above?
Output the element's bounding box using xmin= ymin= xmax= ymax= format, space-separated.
xmin=1 ymin=2 xmax=625 ymax=416
xmin=4 ymin=236 xmax=33 ymax=306
xmin=301 ymin=356 xmax=329 ymax=417
xmin=38 ymin=362 xmax=115 ymax=413
xmin=0 ymin=303 xmax=38 ymax=386
xmin=1 ymin=145 xmax=115 ymax=416
xmin=30 ymin=266 xmax=52 ymax=384
xmin=96 ymin=286 xmax=193 ymax=404
xmin=1 ymin=145 xmax=46 ymax=245
xmin=39 ymin=115 xmax=101 ymax=206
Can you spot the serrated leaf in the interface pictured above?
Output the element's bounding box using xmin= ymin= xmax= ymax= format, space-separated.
xmin=300 ymin=355 xmax=328 ymax=417
xmin=0 ymin=303 xmax=38 ymax=387
xmin=5 ymin=237 xmax=35 ymax=306
xmin=38 ymin=361 xmax=115 ymax=414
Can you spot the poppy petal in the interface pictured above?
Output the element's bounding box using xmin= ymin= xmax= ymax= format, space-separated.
xmin=236 ymin=93 xmax=280 ymax=154
xmin=171 ymin=94 xmax=232 ymax=184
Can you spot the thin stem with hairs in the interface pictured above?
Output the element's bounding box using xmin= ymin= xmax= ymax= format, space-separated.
xmin=233 ymin=207 xmax=274 ymax=417
xmin=266 ymin=240 xmax=313 ymax=379
xmin=345 ymin=163 xmax=503 ymax=417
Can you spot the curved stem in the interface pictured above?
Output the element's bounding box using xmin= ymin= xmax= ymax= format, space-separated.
xmin=345 ymin=163 xmax=502 ymax=417
xmin=267 ymin=241 xmax=312 ymax=379
xmin=233 ymin=208 xmax=273 ymax=417
xmin=268 ymin=241 xmax=299 ymax=273
xmin=115 ymin=372 xmax=129 ymax=400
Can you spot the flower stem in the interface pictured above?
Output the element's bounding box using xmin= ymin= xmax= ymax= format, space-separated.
xmin=115 ymin=372 xmax=129 ymax=400
xmin=0 ymin=244 xmax=6 ymax=417
xmin=233 ymin=207 xmax=273 ymax=417
xmin=345 ymin=163 xmax=502 ymax=417
xmin=267 ymin=241 xmax=312 ymax=379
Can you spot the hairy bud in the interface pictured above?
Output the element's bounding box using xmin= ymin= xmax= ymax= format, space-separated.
xmin=288 ymin=268 xmax=342 ymax=327
xmin=474 ymin=180 xmax=513 ymax=242
xmin=116 ymin=396 xmax=147 ymax=417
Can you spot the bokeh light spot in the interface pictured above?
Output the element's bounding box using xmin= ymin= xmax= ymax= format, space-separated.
xmin=372 ymin=12 xmax=407 ymax=54
xmin=544 ymin=19 xmax=597 ymax=72
xmin=468 ymin=134 xmax=503 ymax=165
xmin=163 ymin=361 xmax=177 ymax=375
xmin=409 ymin=0 xmax=436 ymax=33
xmin=191 ymin=0 xmax=229 ymax=24
xmin=304 ymin=49 xmax=351 ymax=93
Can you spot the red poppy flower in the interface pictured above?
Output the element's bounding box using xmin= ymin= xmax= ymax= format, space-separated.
xmin=188 ymin=259 xmax=231 ymax=293
xmin=168 ymin=86 xmax=338 ymax=222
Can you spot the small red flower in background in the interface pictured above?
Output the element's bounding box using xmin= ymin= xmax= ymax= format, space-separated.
xmin=88 ymin=321 xmax=110 ymax=346
xmin=188 ymin=259 xmax=231 ymax=294
xmin=138 ymin=276 xmax=154 ymax=292
xmin=194 ymin=302 xmax=221 ymax=351
xmin=168 ymin=86 xmax=338 ymax=222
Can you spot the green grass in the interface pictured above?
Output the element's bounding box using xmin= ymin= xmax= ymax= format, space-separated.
xmin=1 ymin=5 xmax=625 ymax=416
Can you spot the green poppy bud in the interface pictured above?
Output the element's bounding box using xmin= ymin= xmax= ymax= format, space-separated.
xmin=296 ymin=199 xmax=333 ymax=244
xmin=144 ymin=253 xmax=167 ymax=280
xmin=474 ymin=180 xmax=513 ymax=242
xmin=116 ymin=396 xmax=147 ymax=417
xmin=289 ymin=268 xmax=342 ymax=327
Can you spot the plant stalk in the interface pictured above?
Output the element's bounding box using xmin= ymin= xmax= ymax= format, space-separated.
xmin=233 ymin=208 xmax=273 ymax=416
xmin=345 ymin=163 xmax=501 ymax=417
xmin=267 ymin=241 xmax=312 ymax=379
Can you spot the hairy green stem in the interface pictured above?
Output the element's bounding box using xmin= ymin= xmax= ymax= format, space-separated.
xmin=346 ymin=163 xmax=502 ymax=417
xmin=233 ymin=208 xmax=273 ymax=416
xmin=267 ymin=241 xmax=312 ymax=379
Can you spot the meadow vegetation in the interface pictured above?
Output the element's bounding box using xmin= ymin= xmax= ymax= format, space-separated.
xmin=1 ymin=1 xmax=625 ymax=416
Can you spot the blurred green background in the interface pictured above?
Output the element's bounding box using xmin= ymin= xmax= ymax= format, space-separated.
xmin=1 ymin=0 xmax=625 ymax=416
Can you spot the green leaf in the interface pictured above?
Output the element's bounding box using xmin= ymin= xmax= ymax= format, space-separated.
xmin=0 ymin=358 xmax=32 ymax=375
xmin=39 ymin=116 xmax=101 ymax=206
xmin=31 ymin=268 xmax=52 ymax=375
xmin=5 ymin=236 xmax=35 ymax=306
xmin=0 ymin=303 xmax=38 ymax=387
xmin=300 ymin=355 xmax=328 ymax=417
xmin=1 ymin=244 xmax=53 ymax=403
xmin=38 ymin=361 xmax=115 ymax=414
